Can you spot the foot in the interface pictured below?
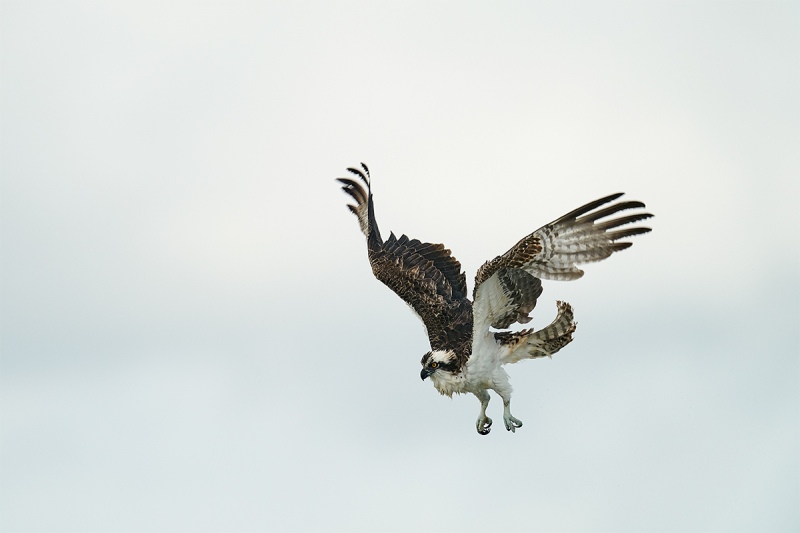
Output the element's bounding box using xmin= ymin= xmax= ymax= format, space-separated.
xmin=504 ymin=414 xmax=523 ymax=432
xmin=476 ymin=416 xmax=493 ymax=435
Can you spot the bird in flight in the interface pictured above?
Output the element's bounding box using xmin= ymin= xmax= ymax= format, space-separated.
xmin=337 ymin=163 xmax=652 ymax=435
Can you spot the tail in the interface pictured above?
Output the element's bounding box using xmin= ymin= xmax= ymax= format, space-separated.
xmin=336 ymin=162 xmax=382 ymax=248
xmin=496 ymin=301 xmax=576 ymax=364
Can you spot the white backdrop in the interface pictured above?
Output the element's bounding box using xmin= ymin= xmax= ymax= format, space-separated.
xmin=2 ymin=2 xmax=798 ymax=532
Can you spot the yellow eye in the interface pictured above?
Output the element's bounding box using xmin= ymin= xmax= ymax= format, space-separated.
xmin=431 ymin=362 xmax=438 ymax=368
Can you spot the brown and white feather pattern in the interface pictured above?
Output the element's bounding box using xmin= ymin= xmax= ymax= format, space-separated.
xmin=494 ymin=301 xmax=576 ymax=364
xmin=525 ymin=193 xmax=653 ymax=281
xmin=473 ymin=193 xmax=652 ymax=331
xmin=337 ymin=164 xmax=473 ymax=364
xmin=369 ymin=234 xmax=473 ymax=359
xmin=336 ymin=164 xmax=379 ymax=243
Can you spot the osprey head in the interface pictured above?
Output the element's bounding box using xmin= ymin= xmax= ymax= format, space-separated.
xmin=420 ymin=350 xmax=459 ymax=380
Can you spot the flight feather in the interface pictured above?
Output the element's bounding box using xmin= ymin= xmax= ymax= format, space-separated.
xmin=337 ymin=164 xmax=473 ymax=360
xmin=473 ymin=193 xmax=652 ymax=331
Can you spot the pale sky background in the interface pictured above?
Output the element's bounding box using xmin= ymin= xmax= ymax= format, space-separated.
xmin=1 ymin=2 xmax=798 ymax=532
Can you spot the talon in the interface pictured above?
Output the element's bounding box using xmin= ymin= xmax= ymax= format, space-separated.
xmin=504 ymin=416 xmax=523 ymax=432
xmin=476 ymin=416 xmax=492 ymax=435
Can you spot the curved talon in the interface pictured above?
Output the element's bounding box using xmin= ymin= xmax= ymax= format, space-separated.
xmin=476 ymin=416 xmax=493 ymax=435
xmin=504 ymin=415 xmax=523 ymax=432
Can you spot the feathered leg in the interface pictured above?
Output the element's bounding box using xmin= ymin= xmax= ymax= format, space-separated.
xmin=474 ymin=390 xmax=492 ymax=435
xmin=488 ymin=370 xmax=523 ymax=433
xmin=502 ymin=397 xmax=523 ymax=433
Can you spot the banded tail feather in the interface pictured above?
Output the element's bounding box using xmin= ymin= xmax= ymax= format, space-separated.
xmin=496 ymin=301 xmax=576 ymax=364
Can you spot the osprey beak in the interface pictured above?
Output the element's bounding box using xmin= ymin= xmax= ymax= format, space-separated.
xmin=420 ymin=367 xmax=433 ymax=380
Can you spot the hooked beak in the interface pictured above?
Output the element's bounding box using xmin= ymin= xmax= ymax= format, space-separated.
xmin=420 ymin=367 xmax=433 ymax=380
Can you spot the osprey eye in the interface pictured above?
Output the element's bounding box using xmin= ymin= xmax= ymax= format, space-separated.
xmin=431 ymin=362 xmax=438 ymax=368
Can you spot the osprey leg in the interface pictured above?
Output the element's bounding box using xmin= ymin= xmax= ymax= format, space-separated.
xmin=494 ymin=381 xmax=523 ymax=432
xmin=474 ymin=390 xmax=492 ymax=435
xmin=502 ymin=397 xmax=523 ymax=432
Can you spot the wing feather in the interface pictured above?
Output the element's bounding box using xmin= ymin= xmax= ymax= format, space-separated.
xmin=473 ymin=193 xmax=652 ymax=331
xmin=337 ymin=164 xmax=473 ymax=356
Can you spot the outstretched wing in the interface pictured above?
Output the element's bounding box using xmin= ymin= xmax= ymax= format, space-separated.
xmin=337 ymin=164 xmax=473 ymax=355
xmin=473 ymin=193 xmax=653 ymax=331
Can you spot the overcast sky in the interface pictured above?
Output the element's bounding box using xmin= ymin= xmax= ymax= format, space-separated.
xmin=1 ymin=1 xmax=798 ymax=532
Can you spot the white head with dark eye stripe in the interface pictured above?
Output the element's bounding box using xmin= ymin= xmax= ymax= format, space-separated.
xmin=420 ymin=350 xmax=459 ymax=380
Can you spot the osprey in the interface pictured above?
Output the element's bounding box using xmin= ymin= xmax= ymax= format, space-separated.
xmin=337 ymin=163 xmax=652 ymax=435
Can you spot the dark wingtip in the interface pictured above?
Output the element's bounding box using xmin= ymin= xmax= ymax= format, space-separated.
xmin=557 ymin=192 xmax=627 ymax=223
xmin=624 ymin=200 xmax=646 ymax=209
xmin=336 ymin=177 xmax=367 ymax=204
xmin=608 ymin=226 xmax=653 ymax=242
xmin=614 ymin=226 xmax=653 ymax=238
xmin=347 ymin=166 xmax=370 ymax=188
xmin=575 ymin=199 xmax=652 ymax=225
xmin=361 ymin=162 xmax=370 ymax=178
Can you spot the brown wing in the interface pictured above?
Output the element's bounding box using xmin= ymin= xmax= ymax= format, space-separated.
xmin=370 ymin=234 xmax=473 ymax=354
xmin=337 ymin=164 xmax=473 ymax=357
xmin=473 ymin=193 xmax=652 ymax=331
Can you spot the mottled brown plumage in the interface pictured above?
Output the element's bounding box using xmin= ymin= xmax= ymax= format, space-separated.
xmin=370 ymin=234 xmax=473 ymax=360
xmin=474 ymin=233 xmax=543 ymax=287
xmin=338 ymin=164 xmax=473 ymax=365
